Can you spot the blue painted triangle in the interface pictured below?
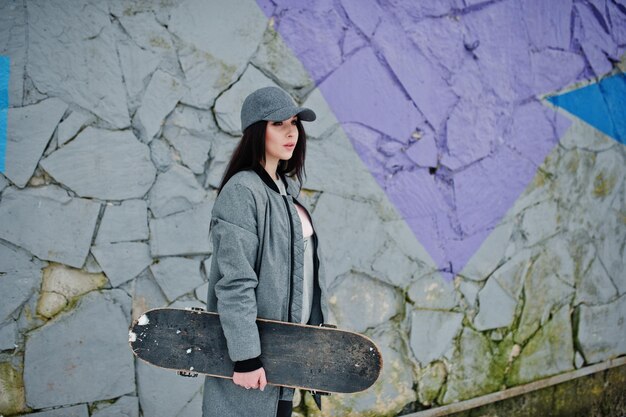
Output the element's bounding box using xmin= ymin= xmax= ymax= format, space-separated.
xmin=547 ymin=73 xmax=626 ymax=145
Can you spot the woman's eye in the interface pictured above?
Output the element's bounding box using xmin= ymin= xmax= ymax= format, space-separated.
xmin=272 ymin=121 xmax=282 ymax=126
xmin=291 ymin=120 xmax=297 ymax=125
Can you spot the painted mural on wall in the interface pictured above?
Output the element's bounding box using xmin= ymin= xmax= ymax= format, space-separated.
xmin=0 ymin=0 xmax=624 ymax=416
xmin=256 ymin=0 xmax=625 ymax=279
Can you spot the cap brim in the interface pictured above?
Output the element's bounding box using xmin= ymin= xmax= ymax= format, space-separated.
xmin=264 ymin=106 xmax=316 ymax=123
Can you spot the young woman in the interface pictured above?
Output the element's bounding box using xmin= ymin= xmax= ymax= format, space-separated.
xmin=202 ymin=86 xmax=329 ymax=417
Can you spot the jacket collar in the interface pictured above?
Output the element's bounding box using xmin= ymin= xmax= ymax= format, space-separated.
xmin=252 ymin=164 xmax=294 ymax=196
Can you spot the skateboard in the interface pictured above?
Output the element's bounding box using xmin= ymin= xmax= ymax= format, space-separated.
xmin=129 ymin=308 xmax=382 ymax=394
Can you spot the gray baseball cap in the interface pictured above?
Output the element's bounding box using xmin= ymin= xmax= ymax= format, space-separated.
xmin=240 ymin=86 xmax=316 ymax=132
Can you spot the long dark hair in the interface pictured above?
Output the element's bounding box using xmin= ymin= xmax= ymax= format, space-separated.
xmin=217 ymin=119 xmax=307 ymax=193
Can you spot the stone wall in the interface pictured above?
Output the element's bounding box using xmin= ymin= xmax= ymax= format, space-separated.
xmin=0 ymin=0 xmax=624 ymax=416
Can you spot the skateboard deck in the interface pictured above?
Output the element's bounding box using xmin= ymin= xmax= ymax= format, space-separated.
xmin=129 ymin=308 xmax=382 ymax=394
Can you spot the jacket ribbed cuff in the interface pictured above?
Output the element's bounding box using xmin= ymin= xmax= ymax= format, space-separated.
xmin=234 ymin=356 xmax=263 ymax=373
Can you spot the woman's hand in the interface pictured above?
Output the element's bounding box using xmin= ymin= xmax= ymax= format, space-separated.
xmin=233 ymin=367 xmax=267 ymax=391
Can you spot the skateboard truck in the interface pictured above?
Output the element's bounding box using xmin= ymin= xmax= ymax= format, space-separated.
xmin=177 ymin=370 xmax=199 ymax=377
xmin=310 ymin=390 xmax=331 ymax=411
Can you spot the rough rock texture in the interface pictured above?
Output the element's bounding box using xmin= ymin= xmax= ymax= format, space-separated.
xmin=24 ymin=290 xmax=134 ymax=409
xmin=327 ymin=271 xmax=402 ymax=333
xmin=4 ymin=98 xmax=67 ymax=187
xmin=91 ymin=396 xmax=139 ymax=417
xmin=136 ymin=360 xmax=203 ymax=417
xmin=149 ymin=257 xmax=204 ymax=302
xmin=577 ymin=294 xmax=626 ymax=364
xmin=410 ymin=310 xmax=464 ymax=366
xmin=0 ymin=240 xmax=45 ymax=324
xmin=508 ymin=305 xmax=575 ymax=386
xmin=148 ymin=164 xmax=207 ymax=218
xmin=40 ymin=127 xmax=156 ymax=200
xmin=19 ymin=405 xmax=89 ymax=417
xmin=1 ymin=1 xmax=624 ymax=416
xmin=95 ymin=200 xmax=149 ymax=244
xmin=91 ymin=242 xmax=152 ymax=287
xmin=149 ymin=202 xmax=213 ymax=257
xmin=37 ymin=263 xmax=107 ymax=318
xmin=0 ymin=186 xmax=100 ymax=268
xmin=27 ymin=0 xmax=129 ymax=128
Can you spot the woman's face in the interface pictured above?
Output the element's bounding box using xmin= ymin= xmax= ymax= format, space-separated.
xmin=264 ymin=115 xmax=298 ymax=165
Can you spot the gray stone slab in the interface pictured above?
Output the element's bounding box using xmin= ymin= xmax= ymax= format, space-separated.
xmin=442 ymin=328 xmax=502 ymax=404
xmin=327 ymin=272 xmax=402 ymax=333
xmin=176 ymin=390 xmax=204 ymax=417
xmin=313 ymin=193 xmax=387 ymax=284
xmin=92 ymin=396 xmax=139 ymax=417
xmin=408 ymin=272 xmax=458 ymax=310
xmin=166 ymin=130 xmax=212 ymax=174
xmin=0 ymin=320 xmax=18 ymax=350
xmin=251 ymin=26 xmax=313 ymax=93
xmin=473 ymin=277 xmax=518 ymax=331
xmin=57 ymin=109 xmax=95 ymax=146
xmin=136 ymin=359 xmax=204 ymax=417
xmin=410 ymin=310 xmax=464 ymax=365
xmin=371 ymin=241 xmax=418 ymax=289
xmin=457 ymin=277 xmax=480 ymax=309
xmin=169 ymin=0 xmax=265 ymax=71
xmin=27 ymin=0 xmax=129 ymax=128
xmin=20 ymin=404 xmax=89 ymax=417
xmin=521 ymin=201 xmax=560 ymax=247
xmin=92 ymin=242 xmax=152 ymax=287
xmin=305 ymin=125 xmax=382 ymax=201
xmin=150 ymin=257 xmax=204 ymax=302
xmin=461 ymin=221 xmax=513 ymax=280
xmin=96 ymin=200 xmax=149 ymax=245
xmin=214 ymin=65 xmax=279 ymax=135
xmin=516 ymin=252 xmax=575 ymax=343
xmin=177 ymin=42 xmax=238 ymax=109
xmin=0 ymin=173 xmax=8 ymax=192
xmin=117 ymin=39 xmax=161 ymax=113
xmin=131 ymin=268 xmax=168 ymax=321
xmin=150 ymin=138 xmax=174 ymax=172
xmin=41 ymin=127 xmax=156 ymax=200
xmin=491 ymin=249 xmax=532 ymax=298
xmin=134 ymin=70 xmax=186 ymax=143
xmin=0 ymin=186 xmax=100 ymax=268
xmin=24 ymin=290 xmax=134 ymax=409
xmin=118 ymin=11 xmax=180 ymax=78
xmin=575 ymin=256 xmax=618 ymax=306
xmin=577 ymin=293 xmax=626 ymax=364
xmin=0 ymin=0 xmax=26 ymax=106
xmin=165 ymin=104 xmax=218 ymax=134
xmin=204 ymin=133 xmax=238 ymax=189
xmin=508 ymin=305 xmax=574 ymax=386
xmin=301 ymin=88 xmax=338 ymax=139
xmin=0 ymin=240 xmax=44 ymax=323
xmin=195 ymin=282 xmax=209 ymax=304
xmin=4 ymin=98 xmax=68 ymax=188
xmin=418 ymin=361 xmax=447 ymax=406
xmin=148 ymin=164 xmax=207 ymax=218
xmin=149 ymin=201 xmax=213 ymax=257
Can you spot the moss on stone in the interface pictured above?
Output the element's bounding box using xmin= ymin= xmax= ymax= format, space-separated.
xmin=592 ymin=171 xmax=616 ymax=198
xmin=0 ymin=362 xmax=29 ymax=415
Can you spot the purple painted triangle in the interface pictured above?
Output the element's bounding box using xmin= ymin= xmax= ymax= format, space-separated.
xmin=256 ymin=0 xmax=620 ymax=277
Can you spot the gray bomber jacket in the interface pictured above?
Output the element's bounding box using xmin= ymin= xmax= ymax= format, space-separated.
xmin=202 ymin=166 xmax=329 ymax=417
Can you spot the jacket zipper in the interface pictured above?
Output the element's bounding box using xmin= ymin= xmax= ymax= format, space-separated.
xmin=282 ymin=195 xmax=295 ymax=321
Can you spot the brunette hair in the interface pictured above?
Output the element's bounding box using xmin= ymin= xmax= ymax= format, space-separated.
xmin=217 ymin=119 xmax=307 ymax=193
